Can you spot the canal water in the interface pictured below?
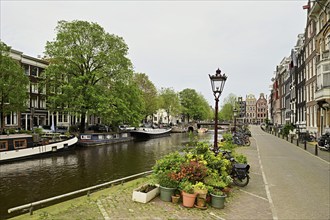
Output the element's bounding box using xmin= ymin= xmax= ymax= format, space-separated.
xmin=0 ymin=132 xmax=213 ymax=219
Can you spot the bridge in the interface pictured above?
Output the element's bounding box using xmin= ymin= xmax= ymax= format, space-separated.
xmin=196 ymin=122 xmax=231 ymax=127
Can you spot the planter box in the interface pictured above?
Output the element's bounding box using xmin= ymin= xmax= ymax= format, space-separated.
xmin=132 ymin=184 xmax=160 ymax=203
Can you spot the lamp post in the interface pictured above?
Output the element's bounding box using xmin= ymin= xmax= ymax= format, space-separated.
xmin=233 ymin=108 xmax=238 ymax=133
xmin=209 ymin=68 xmax=227 ymax=152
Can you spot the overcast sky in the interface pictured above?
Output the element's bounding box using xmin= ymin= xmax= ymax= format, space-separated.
xmin=1 ymin=0 xmax=308 ymax=106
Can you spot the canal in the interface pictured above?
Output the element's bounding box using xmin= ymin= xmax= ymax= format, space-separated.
xmin=0 ymin=132 xmax=213 ymax=219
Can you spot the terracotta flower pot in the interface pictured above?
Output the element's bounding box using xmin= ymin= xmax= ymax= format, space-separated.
xmin=171 ymin=194 xmax=180 ymax=204
xmin=181 ymin=191 xmax=197 ymax=208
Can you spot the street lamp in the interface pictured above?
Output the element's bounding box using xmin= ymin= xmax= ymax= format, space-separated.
xmin=233 ymin=108 xmax=238 ymax=133
xmin=209 ymin=68 xmax=227 ymax=152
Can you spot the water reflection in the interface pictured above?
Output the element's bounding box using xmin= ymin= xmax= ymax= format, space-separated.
xmin=0 ymin=133 xmax=212 ymax=219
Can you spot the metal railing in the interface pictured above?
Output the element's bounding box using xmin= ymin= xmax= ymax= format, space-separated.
xmin=8 ymin=170 xmax=153 ymax=215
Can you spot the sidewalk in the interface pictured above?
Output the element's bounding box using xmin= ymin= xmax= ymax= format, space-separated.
xmin=265 ymin=130 xmax=330 ymax=163
xmin=10 ymin=138 xmax=274 ymax=220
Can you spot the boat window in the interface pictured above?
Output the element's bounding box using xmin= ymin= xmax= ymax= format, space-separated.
xmin=81 ymin=135 xmax=91 ymax=140
xmin=98 ymin=135 xmax=104 ymax=140
xmin=0 ymin=141 xmax=8 ymax=151
xmin=14 ymin=139 xmax=27 ymax=149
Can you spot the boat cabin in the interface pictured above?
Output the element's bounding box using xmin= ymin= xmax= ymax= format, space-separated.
xmin=0 ymin=134 xmax=34 ymax=152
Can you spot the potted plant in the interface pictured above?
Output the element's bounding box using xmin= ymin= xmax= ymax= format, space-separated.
xmin=171 ymin=189 xmax=181 ymax=204
xmin=194 ymin=182 xmax=208 ymax=197
xmin=132 ymin=184 xmax=159 ymax=203
xmin=156 ymin=172 xmax=179 ymax=202
xmin=193 ymin=182 xmax=208 ymax=208
xmin=210 ymin=187 xmax=226 ymax=209
xmin=179 ymin=180 xmax=197 ymax=208
xmin=152 ymin=152 xmax=185 ymax=202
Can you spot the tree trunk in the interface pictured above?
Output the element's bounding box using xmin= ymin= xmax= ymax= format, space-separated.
xmin=80 ymin=113 xmax=86 ymax=133
xmin=0 ymin=101 xmax=5 ymax=134
xmin=0 ymin=112 xmax=5 ymax=134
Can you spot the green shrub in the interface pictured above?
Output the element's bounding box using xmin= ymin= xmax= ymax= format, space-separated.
xmin=233 ymin=153 xmax=247 ymax=164
xmin=33 ymin=128 xmax=43 ymax=134
xmin=281 ymin=123 xmax=294 ymax=136
xmin=179 ymin=180 xmax=194 ymax=194
xmin=223 ymin=132 xmax=233 ymax=141
xmin=156 ymin=171 xmax=179 ymax=188
xmin=152 ymin=151 xmax=185 ymax=175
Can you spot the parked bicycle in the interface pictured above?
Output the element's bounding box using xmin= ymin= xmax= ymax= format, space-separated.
xmin=232 ymin=131 xmax=250 ymax=146
xmin=213 ymin=148 xmax=250 ymax=187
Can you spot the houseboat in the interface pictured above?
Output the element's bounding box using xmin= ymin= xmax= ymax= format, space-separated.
xmin=0 ymin=133 xmax=78 ymax=163
xmin=77 ymin=132 xmax=134 ymax=147
xmin=129 ymin=128 xmax=172 ymax=140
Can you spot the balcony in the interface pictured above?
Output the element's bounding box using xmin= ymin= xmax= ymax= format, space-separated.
xmin=315 ymin=86 xmax=330 ymax=101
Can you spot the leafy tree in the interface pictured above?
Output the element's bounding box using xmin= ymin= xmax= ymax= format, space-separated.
xmin=0 ymin=41 xmax=29 ymax=132
xmin=44 ymin=20 xmax=133 ymax=132
xmin=133 ymin=73 xmax=159 ymax=123
xmin=219 ymin=93 xmax=238 ymax=121
xmin=179 ymin=89 xmax=211 ymax=122
xmin=158 ymin=87 xmax=181 ymax=124
xmin=195 ymin=94 xmax=213 ymax=121
xmin=102 ymin=79 xmax=144 ymax=127
xmin=219 ymin=103 xmax=233 ymax=121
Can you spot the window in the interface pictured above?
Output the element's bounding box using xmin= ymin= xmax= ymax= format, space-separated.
xmin=5 ymin=112 xmax=17 ymax=126
xmin=24 ymin=64 xmax=30 ymax=75
xmin=30 ymin=66 xmax=38 ymax=76
xmin=40 ymin=98 xmax=46 ymax=109
xmin=0 ymin=141 xmax=8 ymax=151
xmin=14 ymin=139 xmax=27 ymax=149
xmin=324 ymin=72 xmax=330 ymax=87
xmin=31 ymin=83 xmax=38 ymax=93
xmin=81 ymin=135 xmax=91 ymax=140
xmin=58 ymin=112 xmax=68 ymax=123
xmin=31 ymin=98 xmax=38 ymax=108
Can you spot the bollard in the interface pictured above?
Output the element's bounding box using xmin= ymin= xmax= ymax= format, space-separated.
xmin=304 ymin=140 xmax=307 ymax=150
xmin=286 ymin=135 xmax=288 ymax=141
xmin=297 ymin=138 xmax=299 ymax=146
xmin=315 ymin=144 xmax=318 ymax=156
xmin=291 ymin=136 xmax=293 ymax=143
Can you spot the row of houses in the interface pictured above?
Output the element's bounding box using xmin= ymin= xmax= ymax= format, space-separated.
xmin=268 ymin=0 xmax=330 ymax=137
xmin=235 ymin=93 xmax=268 ymax=125
xmin=1 ymin=49 xmax=93 ymax=132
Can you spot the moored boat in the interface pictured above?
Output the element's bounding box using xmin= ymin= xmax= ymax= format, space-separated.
xmin=0 ymin=133 xmax=78 ymax=163
xmin=197 ymin=128 xmax=208 ymax=133
xmin=77 ymin=132 xmax=134 ymax=147
xmin=129 ymin=128 xmax=172 ymax=140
